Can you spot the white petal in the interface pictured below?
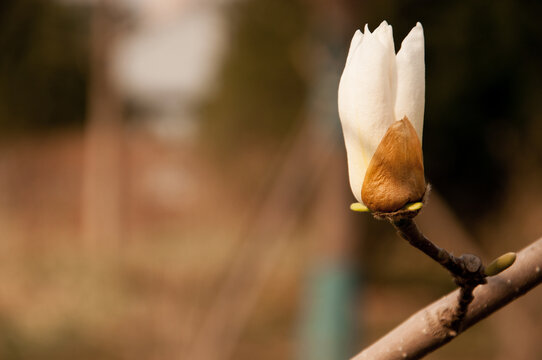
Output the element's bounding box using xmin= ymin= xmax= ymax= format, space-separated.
xmin=373 ymin=21 xmax=395 ymax=54
xmin=345 ymin=30 xmax=363 ymax=67
xmin=394 ymin=22 xmax=425 ymax=142
xmin=373 ymin=21 xmax=397 ymax=111
xmin=338 ymin=31 xmax=396 ymax=202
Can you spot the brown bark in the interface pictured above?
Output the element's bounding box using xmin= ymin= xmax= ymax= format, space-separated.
xmin=352 ymin=236 xmax=542 ymax=360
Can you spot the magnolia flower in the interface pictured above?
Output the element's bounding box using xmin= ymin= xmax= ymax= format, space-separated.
xmin=338 ymin=21 xmax=426 ymax=213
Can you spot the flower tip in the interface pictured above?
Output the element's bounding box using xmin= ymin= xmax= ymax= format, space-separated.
xmin=411 ymin=22 xmax=424 ymax=37
xmin=350 ymin=29 xmax=363 ymax=47
xmin=375 ymin=20 xmax=392 ymax=34
xmin=352 ymin=29 xmax=363 ymax=43
xmin=350 ymin=202 xmax=370 ymax=212
xmin=363 ymin=23 xmax=370 ymax=34
xmin=414 ymin=23 xmax=424 ymax=36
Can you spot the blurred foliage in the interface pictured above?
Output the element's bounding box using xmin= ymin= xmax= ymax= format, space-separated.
xmin=0 ymin=0 xmax=89 ymax=134
xmin=200 ymin=0 xmax=309 ymax=153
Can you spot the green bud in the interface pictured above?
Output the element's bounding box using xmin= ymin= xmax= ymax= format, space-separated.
xmin=484 ymin=252 xmax=517 ymax=276
xmin=404 ymin=202 xmax=423 ymax=211
xmin=350 ymin=203 xmax=370 ymax=212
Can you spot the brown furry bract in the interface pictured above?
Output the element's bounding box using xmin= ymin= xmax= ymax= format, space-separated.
xmin=361 ymin=116 xmax=426 ymax=212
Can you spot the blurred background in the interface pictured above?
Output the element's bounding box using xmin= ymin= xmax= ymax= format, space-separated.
xmin=0 ymin=0 xmax=541 ymax=359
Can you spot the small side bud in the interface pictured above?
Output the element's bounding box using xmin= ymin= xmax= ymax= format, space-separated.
xmin=484 ymin=252 xmax=517 ymax=277
xmin=350 ymin=203 xmax=370 ymax=212
xmin=403 ymin=202 xmax=423 ymax=211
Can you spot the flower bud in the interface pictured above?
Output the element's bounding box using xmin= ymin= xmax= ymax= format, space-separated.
xmin=338 ymin=21 xmax=426 ymax=212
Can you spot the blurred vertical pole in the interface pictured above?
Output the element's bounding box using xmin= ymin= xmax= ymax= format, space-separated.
xmin=298 ymin=159 xmax=359 ymax=360
xmin=298 ymin=1 xmax=362 ymax=359
xmin=82 ymin=0 xmax=123 ymax=250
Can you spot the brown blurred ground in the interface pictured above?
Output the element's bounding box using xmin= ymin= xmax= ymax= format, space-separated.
xmin=0 ymin=125 xmax=540 ymax=359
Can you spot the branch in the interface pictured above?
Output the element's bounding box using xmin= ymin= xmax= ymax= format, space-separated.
xmin=351 ymin=236 xmax=542 ymax=360
xmin=392 ymin=219 xmax=491 ymax=330
xmin=392 ymin=219 xmax=486 ymax=281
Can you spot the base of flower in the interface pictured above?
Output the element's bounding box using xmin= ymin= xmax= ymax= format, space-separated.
xmin=350 ymin=184 xmax=431 ymax=221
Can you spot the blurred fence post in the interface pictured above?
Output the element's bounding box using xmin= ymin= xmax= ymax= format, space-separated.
xmin=82 ymin=0 xmax=123 ymax=250
xmin=296 ymin=146 xmax=360 ymax=360
xmin=297 ymin=1 xmax=363 ymax=357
